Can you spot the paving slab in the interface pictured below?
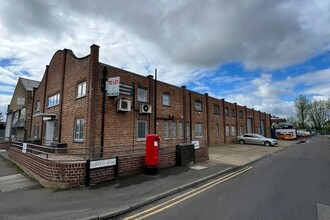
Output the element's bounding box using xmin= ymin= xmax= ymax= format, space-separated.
xmin=0 ymin=173 xmax=38 ymax=192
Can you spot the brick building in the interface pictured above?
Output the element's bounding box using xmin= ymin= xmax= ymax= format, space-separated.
xmin=30 ymin=44 xmax=271 ymax=158
xmin=5 ymin=78 xmax=40 ymax=141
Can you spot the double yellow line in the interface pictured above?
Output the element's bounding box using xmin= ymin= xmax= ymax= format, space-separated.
xmin=124 ymin=166 xmax=252 ymax=220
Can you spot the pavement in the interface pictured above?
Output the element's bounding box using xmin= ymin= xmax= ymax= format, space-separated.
xmin=0 ymin=140 xmax=298 ymax=220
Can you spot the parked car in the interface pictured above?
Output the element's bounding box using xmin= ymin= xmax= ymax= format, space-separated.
xmin=236 ymin=133 xmax=278 ymax=147
xmin=276 ymin=133 xmax=295 ymax=140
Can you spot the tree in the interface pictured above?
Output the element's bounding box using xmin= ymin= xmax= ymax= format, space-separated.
xmin=0 ymin=112 xmax=3 ymax=122
xmin=294 ymin=95 xmax=311 ymax=129
xmin=309 ymin=100 xmax=329 ymax=129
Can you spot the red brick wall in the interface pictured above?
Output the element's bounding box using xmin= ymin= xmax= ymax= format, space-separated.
xmin=0 ymin=141 xmax=10 ymax=150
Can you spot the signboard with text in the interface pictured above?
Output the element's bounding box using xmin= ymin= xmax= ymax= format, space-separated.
xmin=191 ymin=141 xmax=200 ymax=149
xmin=90 ymin=158 xmax=117 ymax=169
xmin=119 ymin=83 xmax=133 ymax=96
xmin=106 ymin=77 xmax=120 ymax=96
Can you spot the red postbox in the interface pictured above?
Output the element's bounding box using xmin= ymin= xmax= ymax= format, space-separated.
xmin=145 ymin=134 xmax=160 ymax=175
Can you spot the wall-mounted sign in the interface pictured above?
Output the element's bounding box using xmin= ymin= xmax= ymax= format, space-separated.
xmin=119 ymin=83 xmax=133 ymax=96
xmin=90 ymin=158 xmax=117 ymax=169
xmin=191 ymin=141 xmax=200 ymax=149
xmin=22 ymin=143 xmax=27 ymax=153
xmin=106 ymin=77 xmax=120 ymax=96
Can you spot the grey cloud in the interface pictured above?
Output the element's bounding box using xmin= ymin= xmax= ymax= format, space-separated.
xmin=1 ymin=0 xmax=330 ymax=72
xmin=0 ymin=0 xmax=64 ymax=37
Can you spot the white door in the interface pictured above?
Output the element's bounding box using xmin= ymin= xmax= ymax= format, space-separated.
xmin=45 ymin=120 xmax=55 ymax=145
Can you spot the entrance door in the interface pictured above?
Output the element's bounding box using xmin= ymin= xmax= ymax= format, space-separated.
xmin=247 ymin=118 xmax=253 ymax=133
xmin=45 ymin=120 xmax=55 ymax=145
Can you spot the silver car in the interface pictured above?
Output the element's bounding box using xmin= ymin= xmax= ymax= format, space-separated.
xmin=236 ymin=133 xmax=278 ymax=147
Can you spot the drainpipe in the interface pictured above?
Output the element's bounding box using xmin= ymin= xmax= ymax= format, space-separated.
xmin=154 ymin=69 xmax=157 ymax=134
xmin=101 ymin=67 xmax=107 ymax=158
xmin=189 ymin=93 xmax=192 ymax=142
xmin=182 ymin=86 xmax=186 ymax=142
xmin=41 ymin=65 xmax=49 ymax=145
xmin=58 ymin=49 xmax=67 ymax=142
xmin=222 ymin=99 xmax=226 ymax=144
xmin=204 ymin=93 xmax=209 ymax=147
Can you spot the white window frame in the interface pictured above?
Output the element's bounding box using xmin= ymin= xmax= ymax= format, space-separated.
xmin=74 ymin=119 xmax=84 ymax=142
xmin=137 ymin=120 xmax=148 ymax=141
xmin=164 ymin=121 xmax=169 ymax=139
xmin=48 ymin=93 xmax=60 ymax=108
xmin=195 ymin=123 xmax=203 ymax=138
xmin=171 ymin=121 xmax=177 ymax=138
xmin=36 ymin=101 xmax=40 ymax=112
xmin=225 ymin=125 xmax=230 ymax=136
xmin=195 ymin=101 xmax=202 ymax=112
xmin=178 ymin=122 xmax=183 ymax=138
xmin=76 ymin=81 xmax=86 ymax=98
xmin=138 ymin=88 xmax=148 ymax=102
xmin=162 ymin=93 xmax=170 ymax=106
xmin=231 ymin=125 xmax=236 ymax=136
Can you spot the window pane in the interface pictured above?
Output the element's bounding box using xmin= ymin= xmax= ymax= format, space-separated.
xmin=138 ymin=89 xmax=148 ymax=102
xmin=137 ymin=121 xmax=147 ymax=139
xmin=231 ymin=126 xmax=236 ymax=136
xmin=162 ymin=94 xmax=170 ymax=106
xmin=171 ymin=122 xmax=176 ymax=138
xmin=178 ymin=122 xmax=183 ymax=138
xmin=164 ymin=121 xmax=169 ymax=138
xmin=225 ymin=125 xmax=230 ymax=136
xmin=195 ymin=101 xmax=202 ymax=111
xmin=195 ymin=123 xmax=203 ymax=137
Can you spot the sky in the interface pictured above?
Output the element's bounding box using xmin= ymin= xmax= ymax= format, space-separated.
xmin=1 ymin=0 xmax=330 ymax=120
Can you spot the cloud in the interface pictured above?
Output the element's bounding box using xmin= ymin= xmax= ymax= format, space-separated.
xmin=0 ymin=0 xmax=329 ymax=119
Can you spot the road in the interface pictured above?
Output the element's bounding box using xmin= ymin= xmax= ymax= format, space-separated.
xmin=122 ymin=135 xmax=330 ymax=220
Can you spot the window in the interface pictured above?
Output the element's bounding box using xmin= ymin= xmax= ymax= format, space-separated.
xmin=239 ymin=111 xmax=244 ymax=119
xmin=178 ymin=122 xmax=183 ymax=138
xmin=20 ymin=108 xmax=25 ymax=119
xmin=33 ymin=124 xmax=39 ymax=138
xmin=186 ymin=122 xmax=190 ymax=138
xmin=74 ymin=119 xmax=84 ymax=142
xmin=164 ymin=121 xmax=169 ymax=138
xmin=216 ymin=124 xmax=220 ymax=137
xmin=224 ymin=108 xmax=229 ymax=116
xmin=239 ymin=126 xmax=244 ymax=135
xmin=225 ymin=125 xmax=230 ymax=136
xmin=36 ymin=101 xmax=40 ymax=112
xmin=171 ymin=121 xmax=176 ymax=138
xmin=231 ymin=126 xmax=236 ymax=136
xmin=162 ymin=93 xmax=170 ymax=106
xmin=48 ymin=93 xmax=60 ymax=107
xmin=195 ymin=123 xmax=203 ymax=138
xmin=195 ymin=100 xmax=202 ymax=112
xmin=137 ymin=120 xmax=147 ymax=140
xmin=138 ymin=88 xmax=148 ymax=102
xmin=76 ymin=81 xmax=86 ymax=98
xmin=231 ymin=109 xmax=235 ymax=117
xmin=213 ymin=105 xmax=220 ymax=115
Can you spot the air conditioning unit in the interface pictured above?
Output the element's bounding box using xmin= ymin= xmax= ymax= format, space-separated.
xmin=140 ymin=104 xmax=152 ymax=114
xmin=117 ymin=99 xmax=131 ymax=112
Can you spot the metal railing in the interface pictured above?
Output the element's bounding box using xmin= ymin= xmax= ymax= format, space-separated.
xmin=10 ymin=141 xmax=191 ymax=162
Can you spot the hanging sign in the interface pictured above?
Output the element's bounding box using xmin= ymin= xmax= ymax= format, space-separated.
xmin=106 ymin=77 xmax=120 ymax=96
xmin=119 ymin=83 xmax=133 ymax=96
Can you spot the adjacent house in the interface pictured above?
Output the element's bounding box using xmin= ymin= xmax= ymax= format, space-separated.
xmin=5 ymin=78 xmax=40 ymax=141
